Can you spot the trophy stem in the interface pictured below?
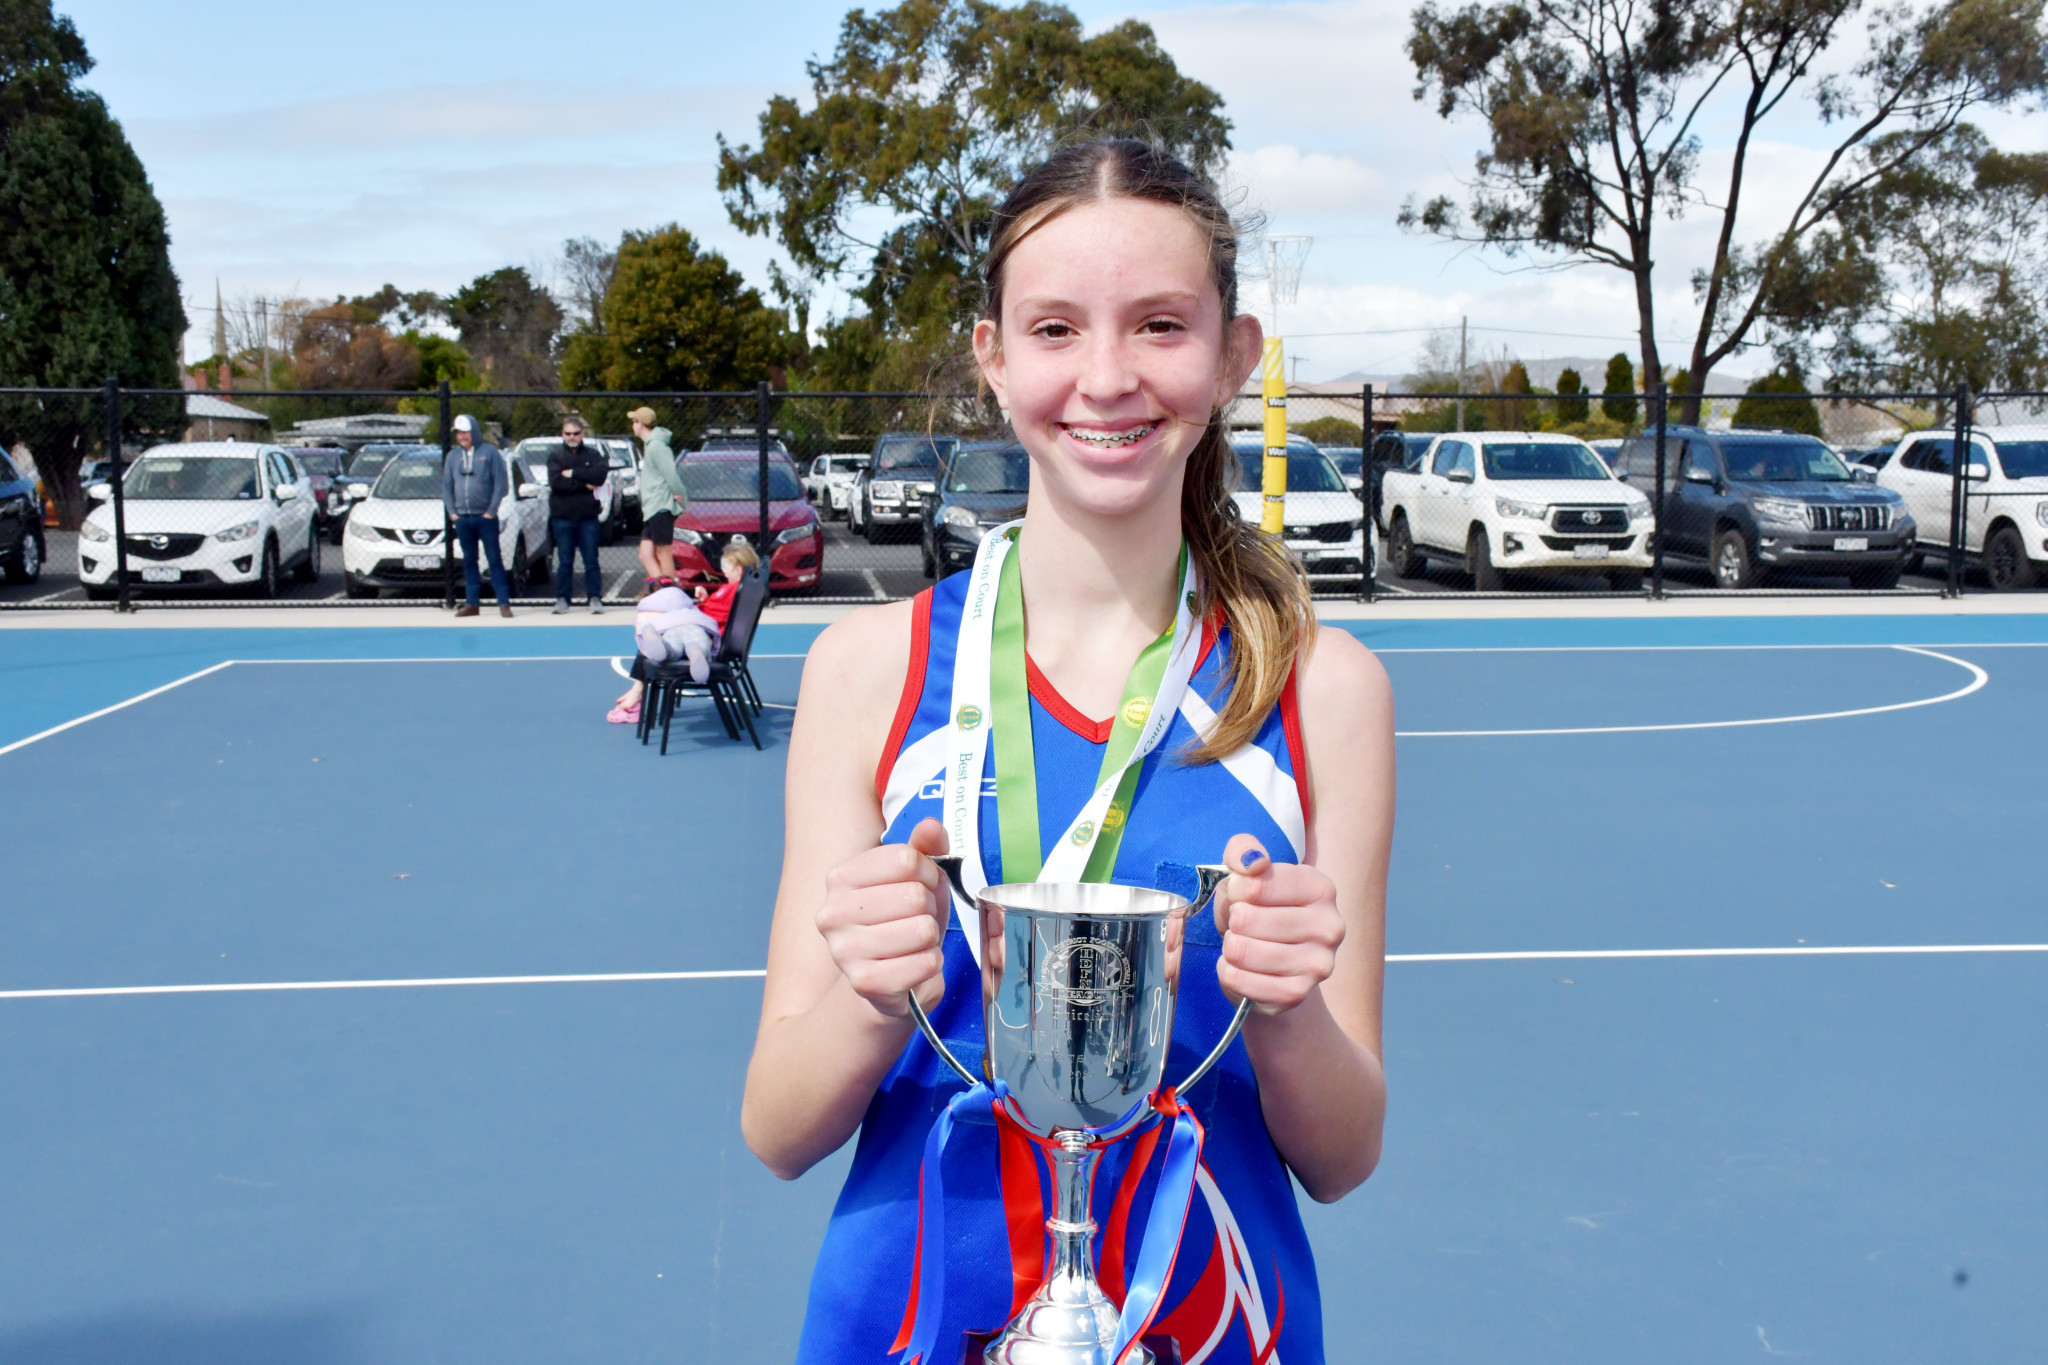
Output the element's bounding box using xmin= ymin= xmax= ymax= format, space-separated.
xmin=984 ymin=1132 xmax=1150 ymax=1365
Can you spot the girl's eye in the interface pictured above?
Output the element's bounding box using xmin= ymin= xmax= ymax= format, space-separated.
xmin=1033 ymin=322 xmax=1075 ymax=340
xmin=1141 ymin=318 xmax=1184 ymax=336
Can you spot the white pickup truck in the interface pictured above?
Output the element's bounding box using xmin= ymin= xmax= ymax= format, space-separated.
xmin=1876 ymin=424 xmax=2048 ymax=589
xmin=1378 ymin=430 xmax=1653 ymax=589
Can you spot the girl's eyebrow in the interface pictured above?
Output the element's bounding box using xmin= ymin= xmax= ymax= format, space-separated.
xmin=1012 ymin=289 xmax=1205 ymax=314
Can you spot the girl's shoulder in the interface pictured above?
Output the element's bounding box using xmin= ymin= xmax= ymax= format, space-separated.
xmin=1296 ymin=624 xmax=1392 ymax=735
xmin=802 ymin=597 xmax=922 ymax=716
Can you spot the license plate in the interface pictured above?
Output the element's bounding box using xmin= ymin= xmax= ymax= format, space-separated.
xmin=403 ymin=555 xmax=439 ymax=569
xmin=140 ymin=566 xmax=180 ymax=583
xmin=1573 ymin=542 xmax=1608 ymax=560
xmin=1833 ymin=537 xmax=1869 ymax=552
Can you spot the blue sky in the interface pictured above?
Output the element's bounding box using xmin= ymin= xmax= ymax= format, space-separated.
xmin=68 ymin=0 xmax=2041 ymax=383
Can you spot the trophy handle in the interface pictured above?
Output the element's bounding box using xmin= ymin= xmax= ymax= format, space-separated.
xmin=905 ymin=853 xmax=982 ymax=1090
xmin=1173 ymin=863 xmax=1249 ymax=1094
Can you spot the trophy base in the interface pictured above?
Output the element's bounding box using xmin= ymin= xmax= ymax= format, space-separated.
xmin=980 ymin=1284 xmax=1153 ymax=1365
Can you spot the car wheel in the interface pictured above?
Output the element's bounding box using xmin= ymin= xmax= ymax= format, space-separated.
xmin=511 ymin=539 xmax=530 ymax=590
xmin=1468 ymin=527 xmax=1503 ymax=591
xmin=1985 ymin=524 xmax=2039 ymax=590
xmin=254 ymin=539 xmax=280 ymax=599
xmin=528 ymin=544 xmax=550 ymax=589
xmin=295 ymin=530 xmax=320 ymax=583
xmin=345 ymin=574 xmax=376 ymax=599
xmin=1902 ymin=550 xmax=1923 ymax=576
xmin=5 ymin=531 xmax=42 ymax=584
xmin=1386 ymin=514 xmax=1422 ymax=578
xmin=921 ymin=538 xmax=936 ymax=579
xmin=1608 ymin=569 xmax=1644 ymax=593
xmin=1712 ymin=526 xmax=1756 ymax=589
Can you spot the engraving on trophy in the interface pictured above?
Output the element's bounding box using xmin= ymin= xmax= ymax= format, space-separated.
xmin=1037 ymin=936 xmax=1132 ymax=1009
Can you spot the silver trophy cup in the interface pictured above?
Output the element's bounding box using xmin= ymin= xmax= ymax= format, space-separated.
xmin=909 ymin=857 xmax=1250 ymax=1365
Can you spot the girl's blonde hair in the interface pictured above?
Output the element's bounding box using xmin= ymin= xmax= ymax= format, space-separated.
xmin=722 ymin=541 xmax=761 ymax=573
xmin=981 ymin=139 xmax=1312 ymax=763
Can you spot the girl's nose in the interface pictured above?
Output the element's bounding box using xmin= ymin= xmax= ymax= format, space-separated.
xmin=1075 ymin=334 xmax=1139 ymax=402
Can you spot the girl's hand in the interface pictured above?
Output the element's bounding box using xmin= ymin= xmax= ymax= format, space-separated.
xmin=1212 ymin=833 xmax=1345 ymax=1016
xmin=816 ymin=817 xmax=951 ymax=1019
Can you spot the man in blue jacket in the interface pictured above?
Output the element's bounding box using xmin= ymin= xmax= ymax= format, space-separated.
xmin=441 ymin=413 xmax=512 ymax=617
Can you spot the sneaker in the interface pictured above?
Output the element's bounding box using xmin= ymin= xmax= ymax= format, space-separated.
xmin=552 ymin=599 xmax=570 ymax=614
xmin=590 ymin=601 xmax=605 ymax=614
xmin=606 ymin=702 xmax=642 ymax=725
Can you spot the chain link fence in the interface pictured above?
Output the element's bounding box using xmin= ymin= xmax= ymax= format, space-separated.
xmin=2 ymin=382 xmax=2043 ymax=610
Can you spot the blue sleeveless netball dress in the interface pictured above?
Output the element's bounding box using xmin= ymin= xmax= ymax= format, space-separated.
xmin=797 ymin=569 xmax=1323 ymax=1365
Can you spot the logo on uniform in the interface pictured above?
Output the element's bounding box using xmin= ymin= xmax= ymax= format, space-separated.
xmin=956 ymin=704 xmax=983 ymax=730
xmin=1120 ymin=696 xmax=1151 ymax=728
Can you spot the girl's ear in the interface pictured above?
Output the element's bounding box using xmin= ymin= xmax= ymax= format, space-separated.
xmin=1219 ymin=312 xmax=1264 ymax=407
xmin=973 ymin=318 xmax=1008 ymax=411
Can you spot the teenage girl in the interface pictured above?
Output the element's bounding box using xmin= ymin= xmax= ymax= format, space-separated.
xmin=745 ymin=140 xmax=1393 ymax=1363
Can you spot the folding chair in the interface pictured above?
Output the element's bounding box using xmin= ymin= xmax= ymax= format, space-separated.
xmin=638 ymin=572 xmax=771 ymax=752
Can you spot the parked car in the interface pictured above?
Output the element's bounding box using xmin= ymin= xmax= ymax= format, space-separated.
xmin=0 ymin=446 xmax=46 ymax=583
xmin=1227 ymin=434 xmax=1368 ymax=578
xmin=1838 ymin=444 xmax=1895 ymax=475
xmin=333 ymin=443 xmax=428 ymax=507
xmin=850 ymin=434 xmax=957 ymax=542
xmin=672 ymin=451 xmax=822 ymax=592
xmin=921 ymin=441 xmax=1028 ymax=578
xmin=285 ymin=445 xmax=350 ymax=541
xmin=602 ymin=439 xmax=642 ymax=533
xmin=341 ymin=449 xmax=552 ymax=598
xmin=804 ymin=453 xmax=872 ymax=519
xmin=1877 ymin=424 xmax=2048 ymax=589
xmin=1587 ymin=437 xmax=1624 ymax=468
xmin=1322 ymin=446 xmax=1365 ymax=491
xmin=1617 ymin=426 xmax=1914 ymax=589
xmin=77 ymin=443 xmax=320 ymax=599
xmin=1381 ymin=431 xmax=1651 ymax=590
xmin=1369 ymin=431 xmax=1437 ymax=474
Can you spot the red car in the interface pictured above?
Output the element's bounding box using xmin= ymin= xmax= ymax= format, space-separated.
xmin=672 ymin=451 xmax=824 ymax=591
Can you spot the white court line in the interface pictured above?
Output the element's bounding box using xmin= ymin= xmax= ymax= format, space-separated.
xmin=0 ymin=660 xmax=236 ymax=758
xmin=1396 ymin=645 xmax=1985 ymax=737
xmin=0 ymin=969 xmax=768 ymax=1001
xmin=609 ymin=567 xmax=640 ymax=600
xmin=4 ymin=944 xmax=2041 ymax=1000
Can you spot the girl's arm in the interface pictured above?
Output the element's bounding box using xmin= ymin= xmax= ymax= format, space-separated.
xmin=741 ymin=601 xmax=950 ymax=1180
xmin=1212 ymin=625 xmax=1393 ymax=1202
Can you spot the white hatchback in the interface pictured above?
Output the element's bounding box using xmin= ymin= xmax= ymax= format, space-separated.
xmin=342 ymin=450 xmax=552 ymax=597
xmin=76 ymin=443 xmax=320 ymax=598
xmin=1226 ymin=436 xmax=1369 ymax=578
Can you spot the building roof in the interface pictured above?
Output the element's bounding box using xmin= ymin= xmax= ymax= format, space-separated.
xmin=186 ymin=394 xmax=270 ymax=423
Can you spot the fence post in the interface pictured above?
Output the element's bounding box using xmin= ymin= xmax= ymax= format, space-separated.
xmin=1946 ymin=381 xmax=1971 ymax=598
xmin=1650 ymin=380 xmax=1668 ymax=600
xmin=1361 ymin=384 xmax=1376 ymax=603
xmin=106 ymin=376 xmax=131 ymax=611
xmin=756 ymin=381 xmax=771 ymax=572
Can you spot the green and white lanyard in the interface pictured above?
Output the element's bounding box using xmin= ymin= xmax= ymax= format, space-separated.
xmin=943 ymin=522 xmax=1201 ymax=960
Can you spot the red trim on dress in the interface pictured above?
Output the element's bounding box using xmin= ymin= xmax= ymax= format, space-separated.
xmin=1025 ymin=655 xmax=1113 ymax=743
xmin=875 ymin=589 xmax=934 ymax=806
xmin=1193 ymin=608 xmax=1223 ymax=676
xmin=1279 ymin=666 xmax=1313 ymax=831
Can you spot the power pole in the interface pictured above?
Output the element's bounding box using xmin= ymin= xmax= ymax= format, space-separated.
xmin=1456 ymin=316 xmax=1468 ymax=433
xmin=257 ymin=297 xmax=271 ymax=391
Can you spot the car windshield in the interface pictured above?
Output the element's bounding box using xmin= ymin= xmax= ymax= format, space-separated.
xmin=1324 ymin=447 xmax=1364 ymax=476
xmin=124 ymin=457 xmax=258 ymax=500
xmin=373 ymin=456 xmax=445 ymax=499
xmin=947 ymin=446 xmax=1030 ymax=493
xmin=1232 ymin=447 xmax=1349 ymax=493
xmin=1481 ymin=441 xmax=1612 ymax=481
xmin=295 ymin=450 xmax=343 ymax=476
xmin=877 ymin=438 xmax=954 ymax=473
xmin=680 ymin=460 xmax=803 ymax=501
xmin=1994 ymin=440 xmax=2048 ymax=478
xmin=348 ymin=450 xmax=404 ymax=479
xmin=1723 ymin=439 xmax=1851 ymax=481
xmin=609 ymin=450 xmax=632 ymax=469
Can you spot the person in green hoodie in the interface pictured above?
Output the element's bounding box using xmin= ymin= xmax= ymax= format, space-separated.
xmin=629 ymin=405 xmax=687 ymax=597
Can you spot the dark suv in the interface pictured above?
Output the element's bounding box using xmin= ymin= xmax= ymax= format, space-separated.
xmin=850 ymin=434 xmax=957 ymax=543
xmin=1613 ymin=426 xmax=1915 ymax=588
xmin=921 ymin=441 xmax=1028 ymax=578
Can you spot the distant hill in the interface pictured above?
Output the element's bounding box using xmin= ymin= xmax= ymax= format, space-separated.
xmin=1319 ymin=355 xmax=1764 ymax=392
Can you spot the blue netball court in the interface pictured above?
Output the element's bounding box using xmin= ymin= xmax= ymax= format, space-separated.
xmin=0 ymin=611 xmax=2041 ymax=1363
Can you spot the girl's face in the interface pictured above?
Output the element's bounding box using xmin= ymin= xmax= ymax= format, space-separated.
xmin=721 ymin=557 xmax=746 ymax=584
xmin=975 ymin=197 xmax=1261 ymax=521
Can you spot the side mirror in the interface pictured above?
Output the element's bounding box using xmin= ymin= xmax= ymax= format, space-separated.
xmin=344 ymin=483 xmax=368 ymax=500
xmin=1685 ymin=466 xmax=1715 ymax=485
xmin=517 ymin=481 xmax=545 ymax=500
xmin=1964 ymin=461 xmax=1991 ymax=481
xmin=1446 ymin=469 xmax=1474 ymax=484
xmin=86 ymin=482 xmax=111 ymax=501
xmin=274 ymin=483 xmax=300 ymax=500
xmin=1852 ymin=466 xmax=1876 ymax=483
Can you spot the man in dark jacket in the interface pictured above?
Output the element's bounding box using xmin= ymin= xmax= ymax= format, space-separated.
xmin=442 ymin=413 xmax=512 ymax=617
xmin=548 ymin=416 xmax=608 ymax=613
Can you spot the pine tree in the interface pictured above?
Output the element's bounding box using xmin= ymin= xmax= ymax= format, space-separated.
xmin=1600 ymin=353 xmax=1638 ymax=428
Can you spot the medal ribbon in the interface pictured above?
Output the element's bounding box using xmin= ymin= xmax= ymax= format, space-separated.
xmin=945 ymin=522 xmax=1200 ymax=913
